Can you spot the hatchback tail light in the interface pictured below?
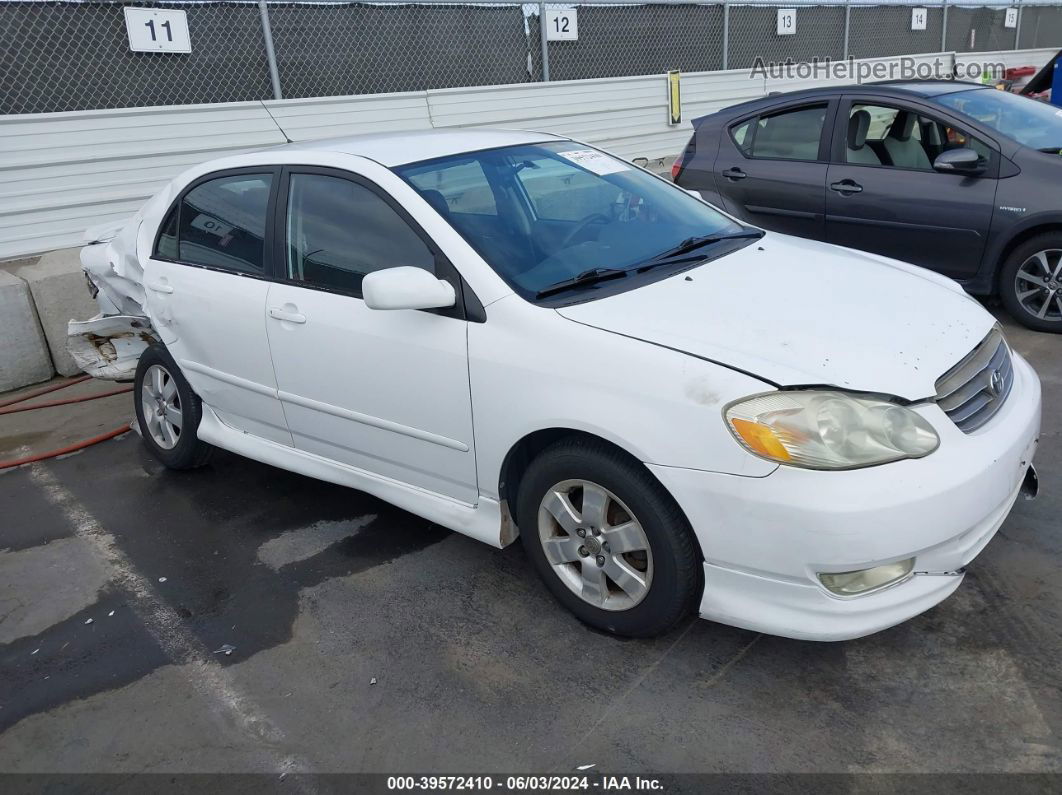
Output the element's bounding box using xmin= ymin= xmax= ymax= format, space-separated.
xmin=671 ymin=134 xmax=696 ymax=183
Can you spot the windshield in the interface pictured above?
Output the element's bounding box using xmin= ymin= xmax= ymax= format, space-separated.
xmin=934 ymin=88 xmax=1062 ymax=152
xmin=395 ymin=142 xmax=745 ymax=301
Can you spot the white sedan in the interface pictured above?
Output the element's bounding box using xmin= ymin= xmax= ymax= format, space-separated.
xmin=74 ymin=129 xmax=1041 ymax=640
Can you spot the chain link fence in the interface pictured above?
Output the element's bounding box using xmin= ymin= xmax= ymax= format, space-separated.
xmin=1 ymin=0 xmax=1060 ymax=115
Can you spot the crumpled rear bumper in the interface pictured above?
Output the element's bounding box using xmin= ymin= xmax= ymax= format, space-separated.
xmin=67 ymin=314 xmax=158 ymax=381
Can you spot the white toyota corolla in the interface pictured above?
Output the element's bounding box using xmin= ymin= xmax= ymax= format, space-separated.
xmin=73 ymin=129 xmax=1041 ymax=640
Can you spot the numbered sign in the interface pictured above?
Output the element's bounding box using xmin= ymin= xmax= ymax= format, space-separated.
xmin=776 ymin=8 xmax=796 ymax=36
xmin=1004 ymin=7 xmax=1018 ymax=28
xmin=911 ymin=8 xmax=928 ymax=31
xmin=124 ymin=8 xmax=191 ymax=53
xmin=546 ymin=9 xmax=578 ymax=41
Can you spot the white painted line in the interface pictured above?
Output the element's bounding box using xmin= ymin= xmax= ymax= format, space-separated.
xmin=28 ymin=463 xmax=315 ymax=780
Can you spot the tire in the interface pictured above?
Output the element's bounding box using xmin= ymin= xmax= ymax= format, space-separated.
xmin=133 ymin=344 xmax=213 ymax=469
xmin=999 ymin=233 xmax=1062 ymax=333
xmin=516 ymin=438 xmax=702 ymax=638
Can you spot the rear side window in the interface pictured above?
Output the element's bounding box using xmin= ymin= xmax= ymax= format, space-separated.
xmin=158 ymin=173 xmax=273 ymax=275
xmin=731 ymin=105 xmax=828 ymax=162
xmin=285 ymin=173 xmax=435 ymax=297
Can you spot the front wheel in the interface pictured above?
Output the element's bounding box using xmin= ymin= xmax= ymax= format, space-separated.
xmin=133 ymin=344 xmax=213 ymax=469
xmin=999 ymin=234 xmax=1062 ymax=333
xmin=516 ymin=439 xmax=702 ymax=637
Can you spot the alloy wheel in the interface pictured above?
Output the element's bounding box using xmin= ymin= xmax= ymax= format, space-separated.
xmin=1015 ymin=249 xmax=1062 ymax=323
xmin=141 ymin=364 xmax=183 ymax=450
xmin=537 ymin=479 xmax=653 ymax=611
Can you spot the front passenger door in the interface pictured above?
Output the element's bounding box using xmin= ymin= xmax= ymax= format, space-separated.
xmin=713 ymin=102 xmax=834 ymax=239
xmin=263 ymin=168 xmax=478 ymax=504
xmin=824 ymin=99 xmax=998 ymax=279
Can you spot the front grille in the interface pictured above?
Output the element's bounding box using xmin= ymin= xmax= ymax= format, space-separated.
xmin=935 ymin=326 xmax=1014 ymax=433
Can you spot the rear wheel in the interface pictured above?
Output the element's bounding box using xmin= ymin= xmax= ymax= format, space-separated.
xmin=133 ymin=344 xmax=213 ymax=469
xmin=516 ymin=438 xmax=701 ymax=637
xmin=1000 ymin=234 xmax=1062 ymax=333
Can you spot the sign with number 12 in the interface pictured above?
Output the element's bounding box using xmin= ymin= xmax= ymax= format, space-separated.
xmin=546 ymin=9 xmax=579 ymax=41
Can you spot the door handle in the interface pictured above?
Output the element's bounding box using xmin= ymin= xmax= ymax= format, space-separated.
xmin=146 ymin=281 xmax=174 ymax=294
xmin=268 ymin=307 xmax=306 ymax=324
xmin=829 ymin=179 xmax=863 ymax=195
xmin=722 ymin=167 xmax=747 ymax=181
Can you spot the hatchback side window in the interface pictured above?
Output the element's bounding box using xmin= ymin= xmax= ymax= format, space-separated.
xmin=846 ymin=103 xmax=991 ymax=171
xmin=731 ymin=105 xmax=827 ymax=162
xmin=285 ymin=173 xmax=435 ymax=297
xmin=171 ymin=174 xmax=272 ymax=274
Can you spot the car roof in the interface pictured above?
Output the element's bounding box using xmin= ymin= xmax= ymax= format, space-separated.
xmin=278 ymin=128 xmax=566 ymax=167
xmin=700 ymin=80 xmax=988 ymax=121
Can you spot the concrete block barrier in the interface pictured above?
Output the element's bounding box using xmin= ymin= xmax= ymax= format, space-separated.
xmin=17 ymin=249 xmax=100 ymax=377
xmin=0 ymin=269 xmax=53 ymax=392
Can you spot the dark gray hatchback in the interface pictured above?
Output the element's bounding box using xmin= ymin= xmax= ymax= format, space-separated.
xmin=673 ymin=81 xmax=1062 ymax=332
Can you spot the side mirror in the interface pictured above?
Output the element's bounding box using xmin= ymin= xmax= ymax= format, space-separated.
xmin=362 ymin=266 xmax=456 ymax=311
xmin=933 ymin=147 xmax=985 ymax=175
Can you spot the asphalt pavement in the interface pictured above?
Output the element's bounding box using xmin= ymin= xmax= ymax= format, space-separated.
xmin=1 ymin=308 xmax=1060 ymax=783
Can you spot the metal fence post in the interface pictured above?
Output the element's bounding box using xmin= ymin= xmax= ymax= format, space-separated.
xmin=1014 ymin=0 xmax=1023 ymax=50
xmin=722 ymin=0 xmax=730 ymax=70
xmin=843 ymin=0 xmax=851 ymax=58
xmin=539 ymin=2 xmax=551 ymax=81
xmin=257 ymin=0 xmax=283 ymax=100
xmin=941 ymin=0 xmax=949 ymax=53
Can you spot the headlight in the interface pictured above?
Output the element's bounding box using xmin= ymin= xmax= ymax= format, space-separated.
xmin=725 ymin=391 xmax=939 ymax=470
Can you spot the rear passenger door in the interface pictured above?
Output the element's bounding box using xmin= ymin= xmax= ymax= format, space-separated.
xmin=824 ymin=97 xmax=998 ymax=279
xmin=145 ymin=168 xmax=292 ymax=446
xmin=713 ymin=100 xmax=835 ymax=239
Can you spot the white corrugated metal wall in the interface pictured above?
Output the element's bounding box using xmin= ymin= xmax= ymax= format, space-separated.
xmin=0 ymin=48 xmax=1055 ymax=261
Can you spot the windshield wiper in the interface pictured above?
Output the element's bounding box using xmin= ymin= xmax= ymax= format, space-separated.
xmin=635 ymin=230 xmax=765 ymax=271
xmin=535 ymin=267 xmax=629 ymax=298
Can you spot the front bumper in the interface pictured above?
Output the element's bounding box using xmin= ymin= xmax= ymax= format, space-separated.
xmin=649 ymin=351 xmax=1042 ymax=641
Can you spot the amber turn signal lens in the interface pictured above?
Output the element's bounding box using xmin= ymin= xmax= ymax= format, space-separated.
xmin=729 ymin=418 xmax=791 ymax=462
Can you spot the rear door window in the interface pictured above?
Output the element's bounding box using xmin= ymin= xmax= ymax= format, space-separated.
xmin=731 ymin=104 xmax=828 ymax=162
xmin=171 ymin=174 xmax=273 ymax=275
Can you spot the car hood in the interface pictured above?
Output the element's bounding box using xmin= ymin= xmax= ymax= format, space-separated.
xmin=555 ymin=232 xmax=995 ymax=401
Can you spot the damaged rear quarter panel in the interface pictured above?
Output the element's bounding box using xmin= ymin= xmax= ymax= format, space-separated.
xmin=67 ymin=315 xmax=159 ymax=381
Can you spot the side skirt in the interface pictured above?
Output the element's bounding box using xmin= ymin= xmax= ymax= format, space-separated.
xmin=196 ymin=406 xmax=512 ymax=549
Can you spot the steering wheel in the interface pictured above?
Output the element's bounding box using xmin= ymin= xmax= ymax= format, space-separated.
xmin=560 ymin=213 xmax=611 ymax=249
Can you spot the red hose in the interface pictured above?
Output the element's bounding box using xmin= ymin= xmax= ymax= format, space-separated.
xmin=0 ymin=375 xmax=90 ymax=409
xmin=1 ymin=375 xmax=136 ymax=469
xmin=0 ymin=425 xmax=132 ymax=470
xmin=0 ymin=386 xmax=132 ymax=416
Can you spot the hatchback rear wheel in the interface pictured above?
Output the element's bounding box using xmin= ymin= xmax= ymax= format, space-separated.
xmin=1000 ymin=234 xmax=1062 ymax=333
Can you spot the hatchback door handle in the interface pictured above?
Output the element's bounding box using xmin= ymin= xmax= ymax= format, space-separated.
xmin=722 ymin=167 xmax=747 ymax=181
xmin=830 ymin=179 xmax=863 ymax=195
xmin=146 ymin=281 xmax=173 ymax=294
xmin=268 ymin=307 xmax=306 ymax=324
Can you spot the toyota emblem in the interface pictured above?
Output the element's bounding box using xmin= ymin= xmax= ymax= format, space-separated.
xmin=989 ymin=369 xmax=1005 ymax=397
